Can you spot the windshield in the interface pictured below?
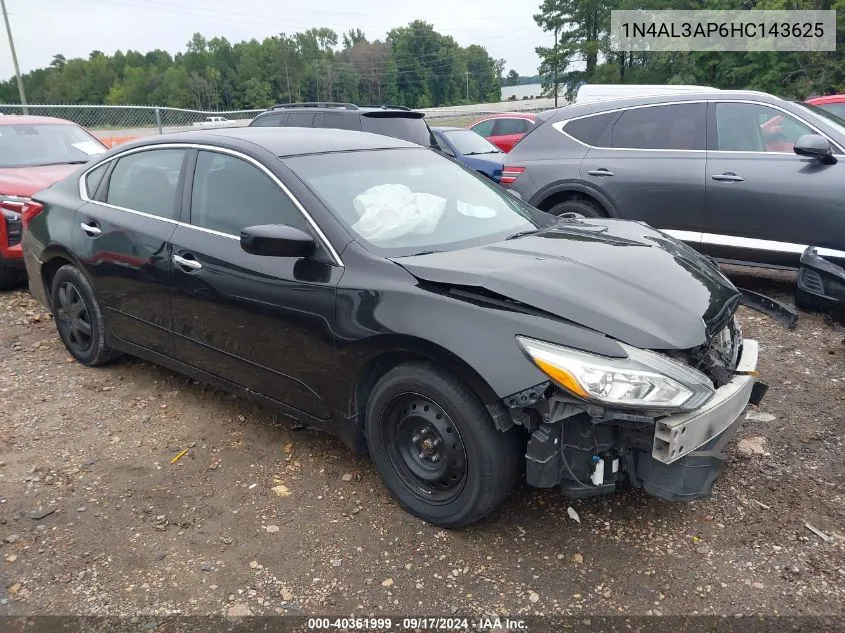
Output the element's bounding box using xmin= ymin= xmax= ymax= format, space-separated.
xmin=0 ymin=123 xmax=107 ymax=168
xmin=286 ymin=148 xmax=540 ymax=257
xmin=442 ymin=129 xmax=501 ymax=155
xmin=792 ymin=102 xmax=845 ymax=138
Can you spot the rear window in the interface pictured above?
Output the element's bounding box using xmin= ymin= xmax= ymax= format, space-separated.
xmin=324 ymin=113 xmax=359 ymax=131
xmin=286 ymin=112 xmax=317 ymax=127
xmin=361 ymin=114 xmax=432 ymax=147
xmin=563 ymin=112 xmax=616 ymax=145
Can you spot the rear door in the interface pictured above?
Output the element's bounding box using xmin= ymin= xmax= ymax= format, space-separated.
xmin=702 ymin=100 xmax=845 ymax=266
xmin=490 ymin=117 xmax=531 ymax=152
xmin=169 ymin=148 xmax=342 ymax=420
xmin=580 ymin=102 xmax=707 ymax=241
xmin=75 ymin=147 xmax=187 ymax=355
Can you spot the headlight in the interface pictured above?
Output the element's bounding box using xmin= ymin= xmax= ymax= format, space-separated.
xmin=516 ymin=336 xmax=714 ymax=412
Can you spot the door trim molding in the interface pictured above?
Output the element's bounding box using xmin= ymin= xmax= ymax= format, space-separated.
xmin=661 ymin=229 xmax=845 ymax=259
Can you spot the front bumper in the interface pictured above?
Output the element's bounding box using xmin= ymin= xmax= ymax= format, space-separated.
xmin=652 ymin=339 xmax=758 ymax=464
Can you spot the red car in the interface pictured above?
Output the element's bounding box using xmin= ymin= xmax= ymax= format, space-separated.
xmin=467 ymin=113 xmax=537 ymax=152
xmin=805 ymin=94 xmax=845 ymax=118
xmin=0 ymin=115 xmax=107 ymax=288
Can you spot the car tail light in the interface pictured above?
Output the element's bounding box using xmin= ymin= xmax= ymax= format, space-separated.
xmin=500 ymin=166 xmax=525 ymax=186
xmin=20 ymin=200 xmax=45 ymax=229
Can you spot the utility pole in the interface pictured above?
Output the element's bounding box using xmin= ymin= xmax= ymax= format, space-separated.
xmin=465 ymin=70 xmax=469 ymax=102
xmin=553 ymin=26 xmax=559 ymax=109
xmin=1 ymin=0 xmax=27 ymax=114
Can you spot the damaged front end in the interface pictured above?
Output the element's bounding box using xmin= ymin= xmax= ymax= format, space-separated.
xmin=508 ymin=319 xmax=765 ymax=502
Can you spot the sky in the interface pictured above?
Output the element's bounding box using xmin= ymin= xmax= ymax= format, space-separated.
xmin=0 ymin=0 xmax=548 ymax=80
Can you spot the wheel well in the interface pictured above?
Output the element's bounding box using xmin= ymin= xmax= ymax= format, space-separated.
xmin=352 ymin=349 xmax=500 ymax=420
xmin=536 ymin=190 xmax=608 ymax=216
xmin=41 ymin=256 xmax=74 ymax=306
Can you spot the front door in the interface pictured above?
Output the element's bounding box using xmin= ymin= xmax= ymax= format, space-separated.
xmin=703 ymin=101 xmax=845 ymax=267
xmin=74 ymin=148 xmax=187 ymax=355
xmin=169 ymin=149 xmax=341 ymax=420
xmin=580 ymin=102 xmax=708 ymax=245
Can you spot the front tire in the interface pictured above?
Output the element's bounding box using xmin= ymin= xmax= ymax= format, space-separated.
xmin=548 ymin=197 xmax=606 ymax=218
xmin=365 ymin=362 xmax=520 ymax=528
xmin=0 ymin=262 xmax=25 ymax=290
xmin=50 ymin=265 xmax=120 ymax=366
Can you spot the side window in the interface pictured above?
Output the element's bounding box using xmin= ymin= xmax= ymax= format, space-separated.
xmin=85 ymin=163 xmax=109 ymax=199
xmin=286 ymin=112 xmax=316 ymax=127
xmin=105 ymin=149 xmax=185 ymax=219
xmin=563 ymin=112 xmax=616 ymax=145
xmin=716 ymin=102 xmax=814 ymax=153
xmin=251 ymin=113 xmax=285 ymax=127
xmin=611 ymin=103 xmax=705 ymax=150
xmin=493 ymin=118 xmax=528 ymax=136
xmin=470 ymin=120 xmax=495 ymax=137
xmin=324 ymin=113 xmax=359 ymax=130
xmin=190 ymin=151 xmax=309 ymax=236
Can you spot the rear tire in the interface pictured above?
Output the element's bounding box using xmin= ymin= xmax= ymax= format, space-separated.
xmin=365 ymin=362 xmax=521 ymax=528
xmin=0 ymin=263 xmax=25 ymax=290
xmin=548 ymin=197 xmax=606 ymax=219
xmin=50 ymin=264 xmax=120 ymax=366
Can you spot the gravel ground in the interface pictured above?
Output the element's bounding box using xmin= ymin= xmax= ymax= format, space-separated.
xmin=0 ymin=268 xmax=843 ymax=619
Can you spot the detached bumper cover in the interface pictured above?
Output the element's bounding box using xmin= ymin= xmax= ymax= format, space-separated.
xmin=652 ymin=339 xmax=758 ymax=464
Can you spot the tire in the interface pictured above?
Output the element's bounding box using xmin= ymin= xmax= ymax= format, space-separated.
xmin=548 ymin=197 xmax=606 ymax=219
xmin=0 ymin=262 xmax=25 ymax=290
xmin=365 ymin=362 xmax=521 ymax=528
xmin=50 ymin=264 xmax=120 ymax=366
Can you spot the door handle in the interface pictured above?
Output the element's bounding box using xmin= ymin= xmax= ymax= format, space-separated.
xmin=172 ymin=254 xmax=202 ymax=271
xmin=711 ymin=173 xmax=745 ymax=182
xmin=587 ymin=168 xmax=615 ymax=177
xmin=80 ymin=222 xmax=101 ymax=237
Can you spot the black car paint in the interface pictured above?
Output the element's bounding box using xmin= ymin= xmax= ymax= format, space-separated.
xmin=24 ymin=127 xmax=741 ymax=456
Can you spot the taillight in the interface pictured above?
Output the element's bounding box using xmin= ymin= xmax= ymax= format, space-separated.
xmin=21 ymin=201 xmax=45 ymax=229
xmin=500 ymin=166 xmax=525 ymax=186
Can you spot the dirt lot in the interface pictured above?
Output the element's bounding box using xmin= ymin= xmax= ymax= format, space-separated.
xmin=0 ymin=268 xmax=843 ymax=619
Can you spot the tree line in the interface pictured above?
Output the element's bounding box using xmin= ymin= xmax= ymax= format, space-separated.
xmin=0 ymin=21 xmax=504 ymax=110
xmin=534 ymin=0 xmax=845 ymax=100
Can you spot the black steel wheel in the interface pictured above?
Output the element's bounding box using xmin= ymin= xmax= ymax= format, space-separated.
xmin=383 ymin=395 xmax=468 ymax=503
xmin=50 ymin=264 xmax=120 ymax=366
xmin=365 ymin=361 xmax=521 ymax=528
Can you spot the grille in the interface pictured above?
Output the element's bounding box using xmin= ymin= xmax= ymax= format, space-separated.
xmin=798 ymin=268 xmax=825 ymax=295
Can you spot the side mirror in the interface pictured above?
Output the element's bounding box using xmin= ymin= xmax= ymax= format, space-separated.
xmin=794 ymin=134 xmax=837 ymax=164
xmin=240 ymin=224 xmax=316 ymax=258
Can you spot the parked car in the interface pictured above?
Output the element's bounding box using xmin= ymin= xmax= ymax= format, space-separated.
xmin=502 ymin=90 xmax=845 ymax=309
xmin=23 ymin=127 xmax=763 ymax=527
xmin=805 ymin=93 xmax=845 ymax=118
xmin=192 ymin=116 xmax=231 ymax=126
xmin=431 ymin=126 xmax=504 ymax=182
xmin=467 ymin=113 xmax=536 ymax=152
xmin=250 ymin=102 xmax=436 ymax=147
xmin=574 ymin=84 xmax=716 ymax=104
xmin=0 ymin=115 xmax=107 ymax=289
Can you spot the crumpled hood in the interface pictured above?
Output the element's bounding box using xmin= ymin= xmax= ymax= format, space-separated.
xmin=0 ymin=164 xmax=79 ymax=197
xmin=394 ymin=219 xmax=740 ymax=350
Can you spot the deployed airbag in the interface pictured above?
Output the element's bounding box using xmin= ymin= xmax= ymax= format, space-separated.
xmin=352 ymin=184 xmax=446 ymax=242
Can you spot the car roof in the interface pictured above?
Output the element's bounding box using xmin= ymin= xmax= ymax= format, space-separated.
xmin=806 ymin=94 xmax=845 ymax=104
xmin=131 ymin=127 xmax=419 ymax=156
xmin=549 ymin=89 xmax=781 ymax=118
xmin=471 ymin=112 xmax=537 ymax=123
xmin=0 ymin=114 xmax=78 ymax=126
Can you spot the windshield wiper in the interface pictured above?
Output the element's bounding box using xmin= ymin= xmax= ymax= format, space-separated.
xmin=505 ymin=229 xmax=541 ymax=240
xmin=406 ymin=250 xmax=442 ymax=257
xmin=464 ymin=151 xmax=500 ymax=156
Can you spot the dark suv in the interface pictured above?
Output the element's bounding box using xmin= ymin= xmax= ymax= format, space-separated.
xmin=503 ymin=90 xmax=845 ymax=274
xmin=249 ymin=102 xmax=435 ymax=148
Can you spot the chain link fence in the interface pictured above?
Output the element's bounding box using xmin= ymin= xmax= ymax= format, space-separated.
xmin=0 ymin=104 xmax=262 ymax=146
xmin=0 ymin=99 xmax=559 ymax=146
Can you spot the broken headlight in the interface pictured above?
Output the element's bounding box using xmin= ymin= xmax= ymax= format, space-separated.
xmin=516 ymin=336 xmax=715 ymax=412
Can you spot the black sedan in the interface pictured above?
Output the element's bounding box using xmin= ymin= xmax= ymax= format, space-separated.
xmin=21 ymin=128 xmax=762 ymax=527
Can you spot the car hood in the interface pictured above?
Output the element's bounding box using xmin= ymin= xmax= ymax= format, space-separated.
xmin=0 ymin=164 xmax=80 ymax=197
xmin=393 ymin=219 xmax=740 ymax=350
